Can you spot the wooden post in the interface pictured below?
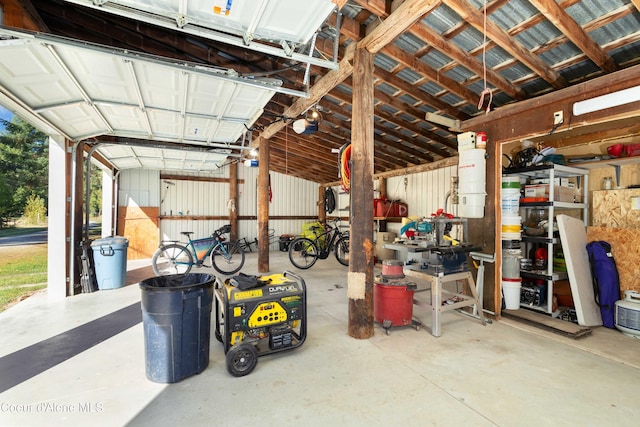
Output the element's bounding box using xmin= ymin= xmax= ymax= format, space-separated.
xmin=348 ymin=46 xmax=375 ymax=339
xmin=318 ymin=186 xmax=326 ymax=223
xmin=378 ymin=177 xmax=387 ymax=199
xmin=257 ymin=137 xmax=270 ymax=273
xmin=229 ymin=158 xmax=238 ymax=242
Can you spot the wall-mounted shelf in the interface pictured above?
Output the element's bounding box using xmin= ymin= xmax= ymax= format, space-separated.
xmin=568 ymin=156 xmax=640 ymax=188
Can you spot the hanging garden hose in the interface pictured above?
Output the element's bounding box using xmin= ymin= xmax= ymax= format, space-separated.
xmin=339 ymin=143 xmax=351 ymax=193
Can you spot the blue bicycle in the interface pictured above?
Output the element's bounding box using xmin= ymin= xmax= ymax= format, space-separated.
xmin=151 ymin=224 xmax=245 ymax=276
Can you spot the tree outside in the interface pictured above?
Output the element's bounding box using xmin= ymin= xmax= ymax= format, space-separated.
xmin=0 ymin=116 xmax=49 ymax=228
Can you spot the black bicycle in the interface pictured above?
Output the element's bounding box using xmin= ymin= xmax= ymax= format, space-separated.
xmin=288 ymin=220 xmax=350 ymax=269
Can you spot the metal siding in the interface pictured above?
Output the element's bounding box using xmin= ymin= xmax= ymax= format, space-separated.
xmin=236 ymin=167 xmax=319 ymax=249
xmin=384 ymin=165 xmax=456 ymax=235
xmin=238 ymin=165 xmax=258 ymax=215
xmin=118 ymin=167 xmax=338 ymax=250
xmin=119 ymin=169 xmax=160 ymax=207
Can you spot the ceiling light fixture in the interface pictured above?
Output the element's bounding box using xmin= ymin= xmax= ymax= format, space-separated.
xmin=573 ymin=85 xmax=640 ymax=116
xmin=293 ymin=104 xmax=322 ymax=134
xmin=305 ymin=107 xmax=322 ymax=122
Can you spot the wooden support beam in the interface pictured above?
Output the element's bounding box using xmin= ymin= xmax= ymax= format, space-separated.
xmin=443 ymin=0 xmax=568 ymax=89
xmin=318 ymin=186 xmax=326 ymax=224
xmin=257 ymin=137 xmax=270 ymax=273
xmin=322 ymin=156 xmax=459 ymax=187
xmin=378 ymin=177 xmax=387 ymax=199
xmin=229 ymin=158 xmax=238 ymax=243
xmin=358 ymin=0 xmax=440 ymax=53
xmin=257 ymin=44 xmax=356 ymax=142
xmin=461 ymin=64 xmax=640 ymax=142
xmin=348 ymin=46 xmax=375 ymax=339
xmin=529 ymin=0 xmax=618 ymax=73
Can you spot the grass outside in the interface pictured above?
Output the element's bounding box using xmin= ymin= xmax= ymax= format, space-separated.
xmin=0 ymin=241 xmax=48 ymax=312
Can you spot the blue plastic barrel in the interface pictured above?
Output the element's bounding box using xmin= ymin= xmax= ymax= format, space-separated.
xmin=91 ymin=236 xmax=129 ymax=290
xmin=139 ymin=274 xmax=214 ymax=383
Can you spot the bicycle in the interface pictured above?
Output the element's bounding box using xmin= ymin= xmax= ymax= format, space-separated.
xmin=151 ymin=224 xmax=245 ymax=276
xmin=236 ymin=228 xmax=277 ymax=253
xmin=288 ymin=220 xmax=350 ymax=269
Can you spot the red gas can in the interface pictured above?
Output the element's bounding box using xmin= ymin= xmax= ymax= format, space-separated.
xmin=374 ymin=198 xmax=393 ymax=217
xmin=374 ymin=280 xmax=416 ymax=327
xmin=393 ymin=202 xmax=408 ymax=217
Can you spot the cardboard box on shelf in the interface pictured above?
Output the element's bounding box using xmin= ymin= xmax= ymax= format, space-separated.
xmin=524 ymin=184 xmax=575 ymax=202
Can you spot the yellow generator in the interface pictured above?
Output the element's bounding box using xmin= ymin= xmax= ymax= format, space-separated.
xmin=214 ymin=271 xmax=307 ymax=376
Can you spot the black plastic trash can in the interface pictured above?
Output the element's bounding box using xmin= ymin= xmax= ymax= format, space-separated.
xmin=139 ymin=274 xmax=214 ymax=383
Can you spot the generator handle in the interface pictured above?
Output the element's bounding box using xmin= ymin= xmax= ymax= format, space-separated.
xmin=283 ymin=270 xmax=307 ymax=348
xmin=283 ymin=270 xmax=306 ymax=293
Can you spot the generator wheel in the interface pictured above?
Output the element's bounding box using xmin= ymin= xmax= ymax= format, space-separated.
xmin=214 ymin=329 xmax=223 ymax=343
xmin=226 ymin=343 xmax=258 ymax=377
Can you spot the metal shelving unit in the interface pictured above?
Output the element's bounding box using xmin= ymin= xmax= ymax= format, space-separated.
xmin=503 ymin=164 xmax=589 ymax=315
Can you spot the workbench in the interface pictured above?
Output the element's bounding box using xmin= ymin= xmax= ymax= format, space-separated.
xmin=384 ymin=242 xmax=486 ymax=337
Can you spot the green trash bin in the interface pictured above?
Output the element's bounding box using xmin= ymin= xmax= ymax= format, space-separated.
xmin=91 ymin=236 xmax=128 ymax=290
xmin=139 ymin=274 xmax=214 ymax=383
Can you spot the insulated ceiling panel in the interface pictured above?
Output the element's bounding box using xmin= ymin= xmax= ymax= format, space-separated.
xmin=96 ymin=144 xmax=230 ymax=173
xmin=62 ymin=0 xmax=339 ymax=69
xmin=0 ymin=27 xmax=280 ymax=151
xmin=104 ymin=0 xmax=334 ymax=44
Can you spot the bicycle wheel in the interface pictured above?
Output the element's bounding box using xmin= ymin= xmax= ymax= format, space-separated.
xmin=151 ymin=243 xmax=193 ymax=276
xmin=211 ymin=241 xmax=245 ymax=275
xmin=334 ymin=235 xmax=350 ymax=266
xmin=288 ymin=237 xmax=319 ymax=269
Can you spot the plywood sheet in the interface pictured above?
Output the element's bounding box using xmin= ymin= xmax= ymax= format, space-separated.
xmin=587 ymin=226 xmax=640 ymax=292
xmin=592 ymin=189 xmax=640 ymax=229
xmin=117 ymin=206 xmax=159 ymax=260
xmin=557 ymin=214 xmax=602 ymax=326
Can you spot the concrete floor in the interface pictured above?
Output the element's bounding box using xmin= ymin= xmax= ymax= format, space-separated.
xmin=1 ymin=251 xmax=640 ymax=427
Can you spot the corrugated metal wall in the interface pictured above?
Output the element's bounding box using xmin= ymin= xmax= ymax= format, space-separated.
xmin=238 ymin=166 xmax=319 ymax=249
xmin=119 ymin=164 xmax=319 ymax=251
xmin=117 ymin=164 xmax=456 ymax=252
xmin=383 ymin=165 xmax=457 ymax=235
xmin=119 ymin=169 xmax=160 ymax=207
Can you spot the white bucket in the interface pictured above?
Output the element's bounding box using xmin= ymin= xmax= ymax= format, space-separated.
xmin=501 ymin=215 xmax=521 ymax=238
xmin=501 ymin=177 xmax=520 ymax=216
xmin=502 ymin=279 xmax=522 ymax=310
xmin=502 ymin=249 xmax=521 ymax=279
xmin=501 ymin=225 xmax=521 ymax=234
xmin=501 ymin=176 xmax=521 ymax=189
xmin=501 ymin=197 xmax=520 ymax=216
xmin=501 ymin=215 xmax=521 ymax=225
xmin=458 ymin=149 xmax=486 ymax=193
xmin=501 ymin=232 xmax=521 ymax=240
xmin=458 ymin=193 xmax=485 ymax=218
